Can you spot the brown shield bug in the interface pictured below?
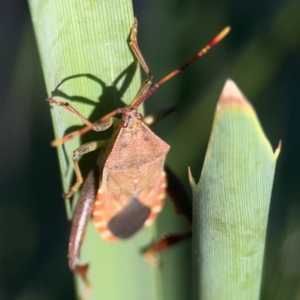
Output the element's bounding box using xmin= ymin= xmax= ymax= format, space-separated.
xmin=47 ymin=18 xmax=230 ymax=298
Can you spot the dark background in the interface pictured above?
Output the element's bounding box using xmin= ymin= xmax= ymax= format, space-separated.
xmin=1 ymin=0 xmax=300 ymax=299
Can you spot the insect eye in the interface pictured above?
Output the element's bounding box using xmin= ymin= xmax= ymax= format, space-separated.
xmin=121 ymin=120 xmax=128 ymax=128
xmin=137 ymin=113 xmax=143 ymax=120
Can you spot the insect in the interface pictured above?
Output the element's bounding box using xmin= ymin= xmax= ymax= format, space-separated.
xmin=47 ymin=18 xmax=230 ymax=298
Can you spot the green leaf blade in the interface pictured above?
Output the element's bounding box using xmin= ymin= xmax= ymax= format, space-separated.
xmin=28 ymin=2 xmax=159 ymax=300
xmin=190 ymin=79 xmax=280 ymax=300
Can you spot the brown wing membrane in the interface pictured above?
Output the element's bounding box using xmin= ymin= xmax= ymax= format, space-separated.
xmin=108 ymin=197 xmax=151 ymax=238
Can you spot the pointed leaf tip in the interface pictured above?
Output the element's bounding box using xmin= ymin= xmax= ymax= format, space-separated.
xmin=188 ymin=167 xmax=196 ymax=189
xmin=222 ymin=79 xmax=245 ymax=99
xmin=274 ymin=140 xmax=281 ymax=159
xmin=217 ymin=79 xmax=253 ymax=112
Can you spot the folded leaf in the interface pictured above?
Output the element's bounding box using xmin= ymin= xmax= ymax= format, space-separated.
xmin=189 ymin=79 xmax=280 ymax=300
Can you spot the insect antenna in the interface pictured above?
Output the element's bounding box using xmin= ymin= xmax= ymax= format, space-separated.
xmin=131 ymin=26 xmax=230 ymax=109
xmin=51 ymin=26 xmax=230 ymax=147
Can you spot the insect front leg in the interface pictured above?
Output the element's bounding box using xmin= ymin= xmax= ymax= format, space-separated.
xmin=47 ymin=97 xmax=113 ymax=132
xmin=64 ymin=140 xmax=105 ymax=198
xmin=129 ymin=18 xmax=153 ymax=105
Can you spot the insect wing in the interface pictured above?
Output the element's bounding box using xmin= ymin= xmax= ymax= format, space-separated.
xmin=93 ymin=121 xmax=170 ymax=240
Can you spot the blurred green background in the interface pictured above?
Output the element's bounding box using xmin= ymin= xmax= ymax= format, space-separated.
xmin=1 ymin=0 xmax=300 ymax=299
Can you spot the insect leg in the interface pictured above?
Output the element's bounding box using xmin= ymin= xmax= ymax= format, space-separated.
xmin=143 ymin=231 xmax=192 ymax=267
xmin=68 ymin=166 xmax=99 ymax=300
xmin=131 ymin=26 xmax=230 ymax=109
xmin=47 ymin=97 xmax=113 ymax=132
xmin=64 ymin=140 xmax=105 ymax=198
xmin=129 ymin=18 xmax=151 ymax=77
xmin=129 ymin=18 xmax=153 ymax=105
xmin=164 ymin=165 xmax=193 ymax=222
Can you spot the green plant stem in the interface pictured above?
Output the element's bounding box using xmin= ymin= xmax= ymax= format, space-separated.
xmin=189 ymin=80 xmax=280 ymax=300
xmin=27 ymin=1 xmax=161 ymax=300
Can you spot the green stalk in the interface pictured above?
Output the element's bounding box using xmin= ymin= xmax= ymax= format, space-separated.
xmin=27 ymin=1 xmax=162 ymax=300
xmin=189 ymin=80 xmax=280 ymax=299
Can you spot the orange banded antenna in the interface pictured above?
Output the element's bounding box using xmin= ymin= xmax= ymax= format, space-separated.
xmin=131 ymin=26 xmax=230 ymax=109
xmin=51 ymin=26 xmax=230 ymax=147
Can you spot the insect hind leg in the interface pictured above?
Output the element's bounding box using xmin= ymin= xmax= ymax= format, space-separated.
xmin=143 ymin=230 xmax=192 ymax=268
